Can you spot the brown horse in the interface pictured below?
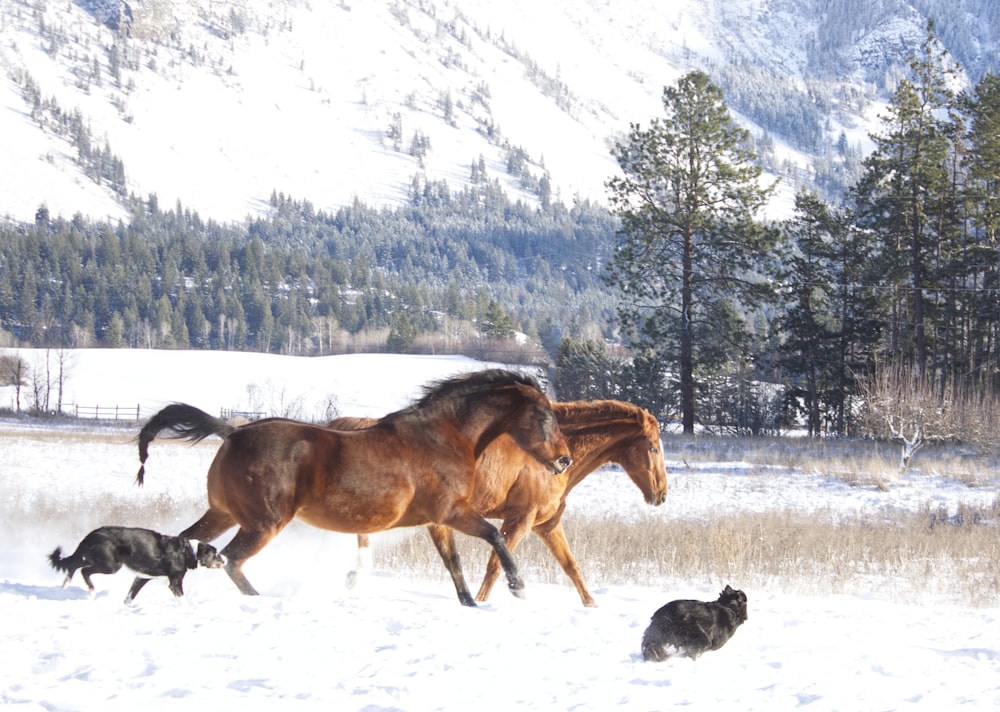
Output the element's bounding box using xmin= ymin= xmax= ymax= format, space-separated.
xmin=129 ymin=369 xmax=572 ymax=606
xmin=336 ymin=399 xmax=668 ymax=607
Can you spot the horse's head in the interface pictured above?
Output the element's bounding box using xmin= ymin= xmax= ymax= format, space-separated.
xmin=505 ymin=384 xmax=573 ymax=475
xmin=618 ymin=410 xmax=668 ymax=506
xmin=417 ymin=369 xmax=572 ymax=474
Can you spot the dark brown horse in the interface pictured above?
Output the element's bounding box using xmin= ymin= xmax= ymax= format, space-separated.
xmin=336 ymin=399 xmax=668 ymax=607
xmin=130 ymin=369 xmax=572 ymax=606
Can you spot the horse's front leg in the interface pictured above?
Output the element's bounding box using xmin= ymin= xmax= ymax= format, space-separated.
xmin=474 ymin=514 xmax=535 ymax=603
xmin=444 ymin=508 xmax=524 ymax=600
xmin=532 ymin=518 xmax=596 ymax=607
xmin=426 ymin=524 xmax=475 ymax=606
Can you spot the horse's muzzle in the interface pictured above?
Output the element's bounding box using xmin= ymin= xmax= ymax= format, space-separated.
xmin=647 ymin=490 xmax=667 ymax=506
xmin=552 ymin=455 xmax=572 ymax=474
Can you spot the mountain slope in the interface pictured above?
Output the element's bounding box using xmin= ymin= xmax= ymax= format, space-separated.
xmin=0 ymin=0 xmax=995 ymax=225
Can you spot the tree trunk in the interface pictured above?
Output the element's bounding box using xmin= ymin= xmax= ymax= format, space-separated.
xmin=681 ymin=230 xmax=695 ymax=434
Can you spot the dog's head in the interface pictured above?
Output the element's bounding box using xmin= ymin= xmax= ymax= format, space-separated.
xmin=188 ymin=540 xmax=227 ymax=570
xmin=717 ymin=584 xmax=748 ymax=624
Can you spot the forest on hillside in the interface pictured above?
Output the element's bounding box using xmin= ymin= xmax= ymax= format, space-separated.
xmin=0 ymin=179 xmax=618 ymax=359
xmin=5 ymin=6 xmax=1000 ymax=441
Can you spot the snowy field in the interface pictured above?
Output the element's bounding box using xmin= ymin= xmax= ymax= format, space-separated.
xmin=1 ymin=349 xmax=999 ymax=710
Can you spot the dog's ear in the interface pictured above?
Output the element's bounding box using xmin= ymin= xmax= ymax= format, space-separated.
xmin=183 ymin=539 xmax=199 ymax=569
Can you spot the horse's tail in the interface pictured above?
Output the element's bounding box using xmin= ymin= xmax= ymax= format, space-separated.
xmin=135 ymin=403 xmax=235 ymax=486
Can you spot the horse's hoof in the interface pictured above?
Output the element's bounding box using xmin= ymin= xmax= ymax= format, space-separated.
xmin=459 ymin=593 xmax=477 ymax=607
xmin=345 ymin=570 xmax=358 ymax=589
xmin=509 ymin=584 xmax=526 ymax=600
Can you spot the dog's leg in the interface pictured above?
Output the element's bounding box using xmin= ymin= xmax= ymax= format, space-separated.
xmin=641 ymin=626 xmax=673 ymax=662
xmin=80 ymin=568 xmax=97 ymax=594
xmin=167 ymin=575 xmax=184 ymax=598
xmin=124 ymin=576 xmax=151 ymax=605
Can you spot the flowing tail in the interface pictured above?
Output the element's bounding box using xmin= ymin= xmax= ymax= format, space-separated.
xmin=135 ymin=403 xmax=235 ymax=486
xmin=48 ymin=547 xmax=76 ymax=582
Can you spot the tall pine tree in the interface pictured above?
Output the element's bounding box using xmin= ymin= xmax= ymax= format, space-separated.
xmin=853 ymin=20 xmax=958 ymax=383
xmin=605 ymin=70 xmax=775 ymax=433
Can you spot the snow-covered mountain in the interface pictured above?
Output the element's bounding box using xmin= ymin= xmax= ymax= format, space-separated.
xmin=0 ymin=0 xmax=996 ymax=225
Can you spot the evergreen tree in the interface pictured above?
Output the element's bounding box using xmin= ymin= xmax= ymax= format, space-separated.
xmin=605 ymin=70 xmax=776 ymax=434
xmin=962 ymin=71 xmax=1000 ymax=377
xmin=776 ymin=192 xmax=850 ymax=435
xmin=386 ymin=312 xmax=417 ymax=353
xmin=852 ymin=21 xmax=958 ymax=382
xmin=554 ymin=338 xmax=620 ymax=400
xmin=480 ymin=300 xmax=515 ymax=339
xmin=616 ymin=348 xmax=672 ymax=424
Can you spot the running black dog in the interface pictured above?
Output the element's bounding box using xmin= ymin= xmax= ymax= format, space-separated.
xmin=49 ymin=525 xmax=226 ymax=604
xmin=641 ymin=585 xmax=748 ymax=661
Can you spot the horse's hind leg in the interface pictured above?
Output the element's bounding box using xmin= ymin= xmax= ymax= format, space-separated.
xmin=474 ymin=515 xmax=534 ymax=604
xmin=219 ymin=525 xmax=285 ymax=595
xmin=345 ymin=534 xmax=371 ymax=589
xmin=179 ymin=508 xmax=238 ymax=542
xmin=426 ymin=525 xmax=475 ymax=606
xmin=531 ymin=519 xmax=596 ymax=607
xmin=445 ymin=509 xmax=524 ymax=600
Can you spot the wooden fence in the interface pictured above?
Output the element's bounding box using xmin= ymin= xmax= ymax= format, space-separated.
xmin=69 ymin=405 xmax=266 ymax=422
xmin=219 ymin=408 xmax=266 ymax=421
xmin=73 ymin=404 xmax=142 ymax=421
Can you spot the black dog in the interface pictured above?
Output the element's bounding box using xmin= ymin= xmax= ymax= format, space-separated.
xmin=49 ymin=525 xmax=226 ymax=604
xmin=641 ymin=585 xmax=748 ymax=661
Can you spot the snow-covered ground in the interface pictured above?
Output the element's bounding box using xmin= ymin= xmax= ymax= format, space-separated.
xmin=1 ymin=349 xmax=999 ymax=710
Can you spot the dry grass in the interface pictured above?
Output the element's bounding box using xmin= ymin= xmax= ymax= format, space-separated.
xmin=7 ymin=425 xmax=998 ymax=606
xmin=664 ymin=434 xmax=1000 ymax=488
xmin=375 ymin=502 xmax=1000 ymax=607
xmin=372 ymin=435 xmax=1000 ymax=607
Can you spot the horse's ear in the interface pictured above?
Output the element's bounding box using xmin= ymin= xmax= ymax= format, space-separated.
xmin=723 ymin=584 xmax=734 ymax=594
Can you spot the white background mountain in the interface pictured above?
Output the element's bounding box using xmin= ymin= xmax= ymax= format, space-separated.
xmin=0 ymin=0 xmax=995 ymax=225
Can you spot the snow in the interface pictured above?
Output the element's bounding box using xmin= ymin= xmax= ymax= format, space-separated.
xmin=0 ymin=0 xmax=896 ymax=226
xmin=2 ymin=348 xmax=999 ymax=710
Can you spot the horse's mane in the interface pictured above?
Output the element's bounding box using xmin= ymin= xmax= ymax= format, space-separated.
xmin=413 ymin=368 xmax=542 ymax=408
xmin=554 ymin=400 xmax=659 ymax=436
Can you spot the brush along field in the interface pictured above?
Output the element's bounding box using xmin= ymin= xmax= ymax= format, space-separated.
xmin=3 ymin=421 xmax=998 ymax=606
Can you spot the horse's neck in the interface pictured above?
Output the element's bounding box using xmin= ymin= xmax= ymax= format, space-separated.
xmin=459 ymin=392 xmax=527 ymax=457
xmin=559 ymin=415 xmax=639 ymax=491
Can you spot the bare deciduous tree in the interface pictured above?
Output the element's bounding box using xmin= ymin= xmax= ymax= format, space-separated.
xmin=857 ymin=360 xmax=999 ymax=489
xmin=0 ymin=352 xmax=28 ymax=412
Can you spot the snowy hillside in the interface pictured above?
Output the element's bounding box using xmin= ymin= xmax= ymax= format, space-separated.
xmin=0 ymin=0 xmax=996 ymax=224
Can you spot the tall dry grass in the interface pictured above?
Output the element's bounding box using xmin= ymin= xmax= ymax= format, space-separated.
xmin=373 ymin=436 xmax=1000 ymax=607
xmin=8 ymin=426 xmax=998 ymax=606
xmin=375 ymin=502 xmax=1000 ymax=607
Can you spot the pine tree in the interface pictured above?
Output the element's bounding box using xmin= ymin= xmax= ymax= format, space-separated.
xmin=605 ymin=70 xmax=776 ymax=434
xmin=554 ymin=338 xmax=620 ymax=400
xmin=775 ymin=191 xmax=877 ymax=435
xmin=852 ymin=20 xmax=958 ymax=381
xmin=480 ymin=300 xmax=515 ymax=339
xmin=963 ymin=72 xmax=1000 ymax=375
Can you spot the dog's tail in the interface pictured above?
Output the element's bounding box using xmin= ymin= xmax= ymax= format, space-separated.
xmin=48 ymin=547 xmax=74 ymax=579
xmin=135 ymin=403 xmax=235 ymax=486
xmin=641 ymin=624 xmax=671 ymax=662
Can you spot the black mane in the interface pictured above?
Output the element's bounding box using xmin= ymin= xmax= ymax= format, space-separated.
xmin=412 ymin=369 xmax=542 ymax=408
